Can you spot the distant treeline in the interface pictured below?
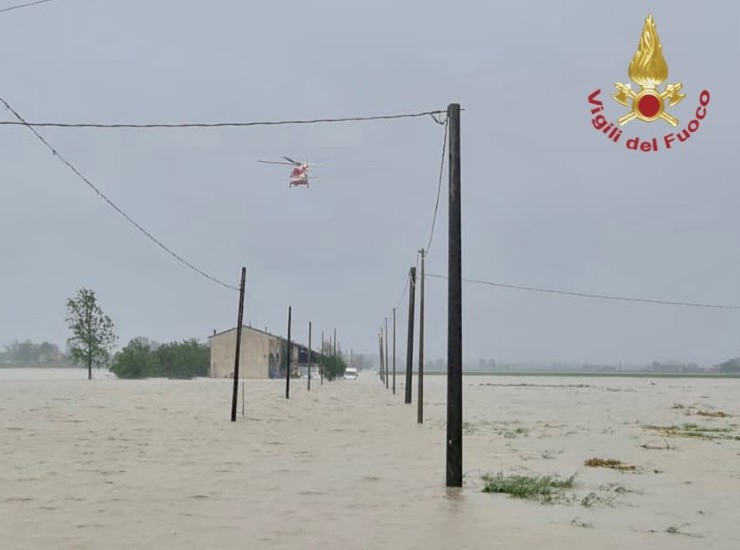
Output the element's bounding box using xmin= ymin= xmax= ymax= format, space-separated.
xmin=0 ymin=340 xmax=68 ymax=367
xmin=419 ymin=358 xmax=740 ymax=374
xmin=111 ymin=338 xmax=209 ymax=379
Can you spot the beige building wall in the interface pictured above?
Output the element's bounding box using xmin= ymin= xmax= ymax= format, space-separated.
xmin=210 ymin=327 xmax=279 ymax=379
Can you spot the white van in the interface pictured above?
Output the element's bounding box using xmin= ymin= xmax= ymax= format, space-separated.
xmin=344 ymin=367 xmax=358 ymax=380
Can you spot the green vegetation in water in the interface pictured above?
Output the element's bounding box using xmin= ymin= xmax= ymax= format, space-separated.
xmin=480 ymin=383 xmax=591 ymax=389
xmin=643 ymin=423 xmax=740 ymax=441
xmin=481 ymin=473 xmax=575 ymax=503
xmin=317 ymin=354 xmax=348 ymax=381
xmin=584 ymin=458 xmax=637 ymax=472
xmin=463 ymin=420 xmax=529 ymax=438
xmin=111 ymin=338 xmax=208 ymax=379
xmin=659 ymin=523 xmax=703 ymax=538
xmin=693 ymin=410 xmax=731 ymax=418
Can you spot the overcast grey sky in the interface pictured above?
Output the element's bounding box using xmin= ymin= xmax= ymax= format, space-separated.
xmin=1 ymin=0 xmax=738 ymax=367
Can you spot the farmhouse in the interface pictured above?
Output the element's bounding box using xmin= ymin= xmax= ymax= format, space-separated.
xmin=209 ymin=326 xmax=317 ymax=379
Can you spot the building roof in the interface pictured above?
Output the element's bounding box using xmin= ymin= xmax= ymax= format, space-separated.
xmin=209 ymin=325 xmax=323 ymax=357
xmin=209 ymin=325 xmax=280 ymax=340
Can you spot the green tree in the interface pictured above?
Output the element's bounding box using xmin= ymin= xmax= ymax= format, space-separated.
xmin=110 ymin=339 xmax=157 ymax=379
xmin=154 ymin=339 xmax=209 ymax=379
xmin=716 ymin=358 xmax=740 ymax=373
xmin=65 ymin=288 xmax=116 ymax=379
xmin=319 ymin=354 xmax=347 ymax=381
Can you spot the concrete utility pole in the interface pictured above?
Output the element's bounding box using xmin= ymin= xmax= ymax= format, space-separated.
xmin=230 ymin=267 xmax=246 ymax=422
xmin=446 ymin=103 xmax=463 ymax=487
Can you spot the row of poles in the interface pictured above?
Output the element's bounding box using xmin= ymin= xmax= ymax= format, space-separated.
xmin=230 ymin=265 xmax=344 ymax=418
xmin=377 ymin=248 xmax=424 ymax=420
xmin=227 ymin=103 xmax=462 ymax=489
xmin=376 ymin=103 xmax=462 ymax=487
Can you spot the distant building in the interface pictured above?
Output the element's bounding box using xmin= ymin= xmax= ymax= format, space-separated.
xmin=209 ymin=326 xmax=318 ymax=379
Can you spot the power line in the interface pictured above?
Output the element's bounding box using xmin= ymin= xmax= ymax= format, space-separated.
xmin=427 ymin=273 xmax=740 ymax=310
xmin=0 ymin=95 xmax=239 ymax=292
xmin=423 ymin=117 xmax=448 ymax=255
xmin=0 ymin=0 xmax=64 ymax=14
xmin=0 ymin=110 xmax=448 ymax=130
xmin=395 ymin=275 xmax=410 ymax=310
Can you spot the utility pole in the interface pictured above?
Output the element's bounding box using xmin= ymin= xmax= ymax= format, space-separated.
xmin=285 ymin=306 xmax=292 ymax=400
xmin=379 ymin=331 xmax=385 ymax=384
xmin=405 ymin=266 xmax=416 ymax=405
xmin=418 ymin=249 xmax=425 ymax=424
xmin=392 ymin=307 xmax=397 ymax=394
xmin=446 ymin=102 xmax=463 ymax=487
xmin=385 ymin=317 xmax=389 ymax=389
xmin=333 ymin=328 xmax=337 ymax=358
xmin=307 ymin=321 xmax=312 ymax=391
xmin=230 ymin=267 xmax=246 ymax=422
xmin=320 ymin=331 xmax=324 ymax=385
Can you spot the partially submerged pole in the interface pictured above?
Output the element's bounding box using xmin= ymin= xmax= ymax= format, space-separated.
xmin=230 ymin=267 xmax=246 ymax=422
xmin=418 ymin=249 xmax=425 ymax=424
xmin=385 ymin=317 xmax=389 ymax=390
xmin=405 ymin=266 xmax=416 ymax=404
xmin=308 ymin=321 xmax=312 ymax=391
xmin=446 ymin=102 xmax=463 ymax=487
xmin=392 ymin=307 xmax=397 ymax=394
xmin=285 ymin=306 xmax=292 ymax=399
xmin=320 ymin=331 xmax=324 ymax=385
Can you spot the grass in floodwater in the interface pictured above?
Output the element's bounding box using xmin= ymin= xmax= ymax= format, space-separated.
xmin=643 ymin=423 xmax=740 ymax=441
xmin=694 ymin=410 xmax=731 ymax=418
xmin=481 ymin=473 xmax=575 ymax=503
xmin=584 ymin=458 xmax=637 ymax=472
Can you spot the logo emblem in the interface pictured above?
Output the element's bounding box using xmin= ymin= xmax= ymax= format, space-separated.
xmin=612 ymin=14 xmax=685 ymax=127
xmin=587 ymin=13 xmax=710 ymax=152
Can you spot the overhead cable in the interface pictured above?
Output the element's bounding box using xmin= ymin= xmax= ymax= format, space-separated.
xmin=427 ymin=273 xmax=740 ymax=310
xmin=0 ymin=95 xmax=239 ymax=291
xmin=0 ymin=109 xmax=448 ymax=130
xmin=0 ymin=0 xmax=65 ymax=14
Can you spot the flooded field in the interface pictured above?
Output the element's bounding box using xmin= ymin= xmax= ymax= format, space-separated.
xmin=2 ymin=370 xmax=740 ymax=549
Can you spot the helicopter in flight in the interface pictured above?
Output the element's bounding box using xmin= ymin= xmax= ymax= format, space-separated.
xmin=257 ymin=156 xmax=316 ymax=188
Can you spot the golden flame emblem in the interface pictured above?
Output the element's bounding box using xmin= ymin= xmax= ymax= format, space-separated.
xmin=613 ymin=14 xmax=685 ymax=126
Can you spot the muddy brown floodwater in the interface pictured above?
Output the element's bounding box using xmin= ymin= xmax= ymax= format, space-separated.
xmin=2 ymin=369 xmax=739 ymax=549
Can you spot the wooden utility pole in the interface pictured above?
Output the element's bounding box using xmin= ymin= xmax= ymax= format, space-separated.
xmin=307 ymin=321 xmax=312 ymax=391
xmin=320 ymin=331 xmax=324 ymax=385
xmin=378 ymin=331 xmax=384 ymax=382
xmin=333 ymin=328 xmax=337 ymax=358
xmin=285 ymin=306 xmax=292 ymax=399
xmin=446 ymin=102 xmax=463 ymax=487
xmin=379 ymin=331 xmax=385 ymax=384
xmin=405 ymin=266 xmax=416 ymax=405
xmin=230 ymin=267 xmax=246 ymax=422
xmin=385 ymin=317 xmax=389 ymax=389
xmin=418 ymin=249 xmax=425 ymax=424
xmin=392 ymin=307 xmax=397 ymax=394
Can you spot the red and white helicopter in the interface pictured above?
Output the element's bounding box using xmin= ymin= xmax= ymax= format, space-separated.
xmin=257 ymin=156 xmax=314 ymax=188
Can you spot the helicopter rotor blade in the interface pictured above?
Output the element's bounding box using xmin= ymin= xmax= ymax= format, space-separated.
xmin=257 ymin=160 xmax=295 ymax=166
xmin=282 ymin=156 xmax=302 ymax=166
